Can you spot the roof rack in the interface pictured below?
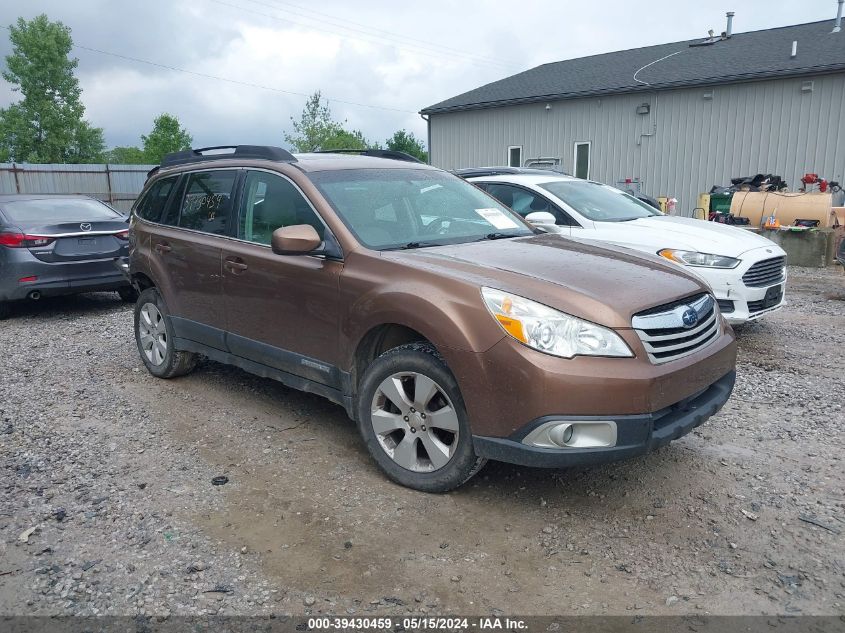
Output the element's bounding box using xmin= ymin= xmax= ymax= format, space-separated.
xmin=312 ymin=149 xmax=425 ymax=164
xmin=452 ymin=166 xmax=566 ymax=179
xmin=160 ymin=145 xmax=297 ymax=168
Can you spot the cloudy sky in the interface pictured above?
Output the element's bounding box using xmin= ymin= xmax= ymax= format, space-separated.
xmin=0 ymin=0 xmax=839 ymax=151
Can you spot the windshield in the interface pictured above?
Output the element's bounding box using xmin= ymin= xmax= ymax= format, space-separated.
xmin=539 ymin=181 xmax=662 ymax=222
xmin=0 ymin=198 xmax=122 ymax=222
xmin=309 ymin=168 xmax=534 ymax=250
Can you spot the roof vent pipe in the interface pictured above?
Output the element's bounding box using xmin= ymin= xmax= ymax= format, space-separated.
xmin=791 ymin=40 xmax=798 ymax=58
xmin=833 ymin=0 xmax=844 ymax=33
xmin=726 ymin=12 xmax=735 ymax=37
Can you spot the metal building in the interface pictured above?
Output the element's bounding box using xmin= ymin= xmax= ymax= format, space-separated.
xmin=421 ymin=15 xmax=845 ymax=215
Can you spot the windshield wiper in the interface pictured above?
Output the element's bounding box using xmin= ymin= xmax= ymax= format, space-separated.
xmin=477 ymin=232 xmax=522 ymax=241
xmin=388 ymin=241 xmax=441 ymax=250
xmin=389 ymin=234 xmax=524 ymax=250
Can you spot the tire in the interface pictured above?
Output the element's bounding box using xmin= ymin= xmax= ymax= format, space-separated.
xmin=356 ymin=342 xmax=486 ymax=492
xmin=0 ymin=302 xmax=10 ymax=320
xmin=118 ymin=286 xmax=139 ymax=303
xmin=134 ymin=287 xmax=197 ymax=379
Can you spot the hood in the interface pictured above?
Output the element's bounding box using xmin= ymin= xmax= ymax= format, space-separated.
xmin=598 ymin=216 xmax=780 ymax=257
xmin=384 ymin=234 xmax=708 ymax=329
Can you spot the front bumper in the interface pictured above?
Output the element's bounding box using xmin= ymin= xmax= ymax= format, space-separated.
xmin=446 ymin=320 xmax=736 ymax=440
xmin=472 ymin=370 xmax=735 ymax=468
xmin=692 ymin=247 xmax=787 ymax=324
xmin=714 ymin=281 xmax=786 ymax=324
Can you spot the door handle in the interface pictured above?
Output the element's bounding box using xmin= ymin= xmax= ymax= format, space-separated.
xmin=154 ymin=242 xmax=171 ymax=254
xmin=224 ymin=257 xmax=248 ymax=273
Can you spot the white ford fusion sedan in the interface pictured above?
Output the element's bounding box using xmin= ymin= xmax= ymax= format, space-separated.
xmin=463 ymin=169 xmax=786 ymax=325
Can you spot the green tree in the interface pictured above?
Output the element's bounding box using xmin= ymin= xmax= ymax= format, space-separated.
xmin=103 ymin=146 xmax=146 ymax=164
xmin=321 ymin=128 xmax=374 ymax=151
xmin=0 ymin=14 xmax=105 ymax=163
xmin=141 ymin=113 xmax=192 ymax=164
xmin=385 ymin=129 xmax=427 ymax=162
xmin=284 ymin=91 xmax=377 ymax=152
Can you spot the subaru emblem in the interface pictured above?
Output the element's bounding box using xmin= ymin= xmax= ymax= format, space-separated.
xmin=80 ymin=222 xmax=92 ymax=232
xmin=681 ymin=307 xmax=698 ymax=328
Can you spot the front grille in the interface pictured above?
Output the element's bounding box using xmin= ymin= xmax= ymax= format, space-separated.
xmin=632 ymin=294 xmax=721 ymax=364
xmin=742 ymin=256 xmax=786 ymax=287
xmin=717 ymin=299 xmax=735 ymax=314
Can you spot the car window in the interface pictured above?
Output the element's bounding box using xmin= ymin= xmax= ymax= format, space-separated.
xmin=135 ymin=176 xmax=178 ymax=222
xmin=309 ymin=168 xmax=533 ymax=250
xmin=539 ymin=181 xmax=662 ymax=222
xmin=239 ymin=171 xmax=325 ymax=245
xmin=160 ymin=176 xmax=187 ymax=227
xmin=178 ymin=170 xmax=238 ymax=235
xmin=1 ymin=198 xmax=123 ymax=222
xmin=484 ymin=183 xmax=577 ymax=227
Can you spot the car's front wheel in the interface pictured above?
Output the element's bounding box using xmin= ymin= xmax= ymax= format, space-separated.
xmin=356 ymin=342 xmax=486 ymax=492
xmin=134 ymin=288 xmax=197 ymax=378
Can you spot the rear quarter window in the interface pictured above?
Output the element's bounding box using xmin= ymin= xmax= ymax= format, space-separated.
xmin=135 ymin=176 xmax=178 ymax=222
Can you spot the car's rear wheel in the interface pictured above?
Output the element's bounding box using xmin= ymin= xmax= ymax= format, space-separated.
xmin=134 ymin=288 xmax=197 ymax=378
xmin=356 ymin=342 xmax=486 ymax=492
xmin=0 ymin=302 xmax=10 ymax=320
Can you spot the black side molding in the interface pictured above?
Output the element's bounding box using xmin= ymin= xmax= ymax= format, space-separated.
xmin=174 ymin=337 xmax=350 ymax=414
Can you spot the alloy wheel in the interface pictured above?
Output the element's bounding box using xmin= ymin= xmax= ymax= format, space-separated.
xmin=138 ymin=302 xmax=168 ymax=366
xmin=370 ymin=371 xmax=460 ymax=472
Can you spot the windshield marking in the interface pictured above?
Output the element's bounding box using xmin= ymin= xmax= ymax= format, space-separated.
xmin=474 ymin=208 xmax=519 ymax=230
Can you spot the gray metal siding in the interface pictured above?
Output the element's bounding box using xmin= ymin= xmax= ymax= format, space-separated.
xmin=0 ymin=163 xmax=156 ymax=212
xmin=430 ymin=73 xmax=845 ymax=215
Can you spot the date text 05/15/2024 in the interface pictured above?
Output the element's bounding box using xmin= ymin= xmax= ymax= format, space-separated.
xmin=307 ymin=617 xmax=527 ymax=630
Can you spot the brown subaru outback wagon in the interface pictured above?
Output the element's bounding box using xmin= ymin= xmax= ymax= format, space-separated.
xmin=128 ymin=145 xmax=737 ymax=492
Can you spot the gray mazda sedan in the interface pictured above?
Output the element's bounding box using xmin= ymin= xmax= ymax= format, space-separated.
xmin=0 ymin=194 xmax=134 ymax=319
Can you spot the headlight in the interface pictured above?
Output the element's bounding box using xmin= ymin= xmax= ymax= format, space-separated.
xmin=658 ymin=249 xmax=740 ymax=269
xmin=481 ymin=287 xmax=633 ymax=359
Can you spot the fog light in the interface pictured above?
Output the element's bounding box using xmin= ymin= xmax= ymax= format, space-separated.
xmin=548 ymin=424 xmax=574 ymax=447
xmin=523 ymin=420 xmax=617 ymax=449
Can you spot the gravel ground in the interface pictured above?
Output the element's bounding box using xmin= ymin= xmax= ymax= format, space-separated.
xmin=1 ymin=266 xmax=843 ymax=617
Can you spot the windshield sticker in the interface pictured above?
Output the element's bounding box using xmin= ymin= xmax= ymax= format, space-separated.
xmin=475 ymin=208 xmax=519 ymax=230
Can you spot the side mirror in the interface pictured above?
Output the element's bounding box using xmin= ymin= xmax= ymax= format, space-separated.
xmin=271 ymin=225 xmax=322 ymax=255
xmin=525 ymin=211 xmax=556 ymax=226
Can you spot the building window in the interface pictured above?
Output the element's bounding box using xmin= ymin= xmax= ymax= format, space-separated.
xmin=508 ymin=146 xmax=522 ymax=167
xmin=574 ymin=142 xmax=590 ymax=179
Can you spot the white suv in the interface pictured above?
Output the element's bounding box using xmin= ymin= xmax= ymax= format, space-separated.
xmin=461 ymin=168 xmax=786 ymax=325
